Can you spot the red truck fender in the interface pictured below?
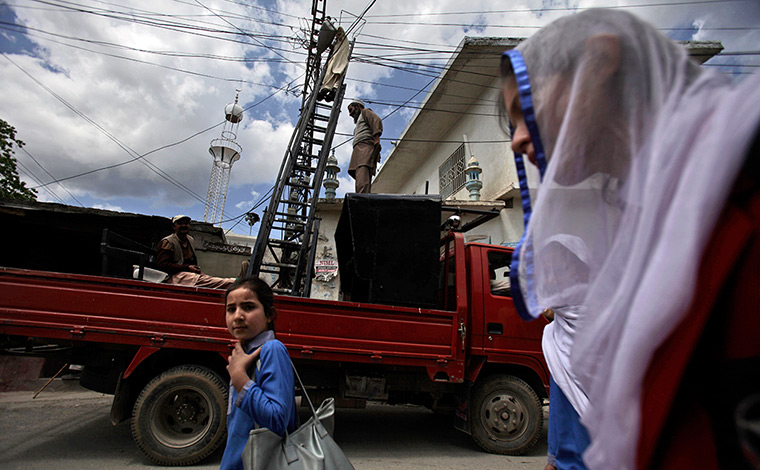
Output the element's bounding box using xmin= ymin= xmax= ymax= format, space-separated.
xmin=467 ymin=353 xmax=550 ymax=395
xmin=123 ymin=346 xmax=160 ymax=379
xmin=122 ymin=346 xmax=232 ymax=379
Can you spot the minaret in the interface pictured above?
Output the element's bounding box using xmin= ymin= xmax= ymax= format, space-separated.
xmin=204 ymin=91 xmax=244 ymax=225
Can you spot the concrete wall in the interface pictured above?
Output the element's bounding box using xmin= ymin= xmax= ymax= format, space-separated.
xmin=310 ymin=199 xmax=343 ymax=300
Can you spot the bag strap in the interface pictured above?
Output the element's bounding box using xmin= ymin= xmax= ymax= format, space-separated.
xmin=290 ymin=360 xmax=318 ymax=418
xmin=250 ymin=349 xmax=325 ymax=436
xmin=268 ymin=359 xmax=330 ymax=463
xmin=290 ymin=360 xmax=328 ymax=437
xmin=252 ymin=359 xmax=262 ymax=430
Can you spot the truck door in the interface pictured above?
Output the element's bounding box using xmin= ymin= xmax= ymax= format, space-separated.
xmin=482 ymin=249 xmax=545 ymax=353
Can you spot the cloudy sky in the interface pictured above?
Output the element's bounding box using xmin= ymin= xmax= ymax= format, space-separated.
xmin=1 ymin=0 xmax=758 ymax=236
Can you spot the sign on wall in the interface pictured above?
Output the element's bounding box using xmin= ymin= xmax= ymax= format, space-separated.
xmin=314 ymin=259 xmax=338 ymax=282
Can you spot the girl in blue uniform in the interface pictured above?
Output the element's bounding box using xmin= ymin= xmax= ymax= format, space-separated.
xmin=220 ymin=277 xmax=297 ymax=470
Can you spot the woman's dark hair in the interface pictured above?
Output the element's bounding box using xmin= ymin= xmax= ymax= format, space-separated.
xmin=497 ymin=54 xmax=516 ymax=134
xmin=500 ymin=53 xmax=515 ymax=81
xmin=225 ymin=277 xmax=277 ymax=330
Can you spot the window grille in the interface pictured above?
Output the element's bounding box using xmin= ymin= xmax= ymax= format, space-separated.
xmin=439 ymin=143 xmax=466 ymax=199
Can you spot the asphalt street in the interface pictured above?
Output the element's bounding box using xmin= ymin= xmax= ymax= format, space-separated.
xmin=0 ymin=383 xmax=549 ymax=470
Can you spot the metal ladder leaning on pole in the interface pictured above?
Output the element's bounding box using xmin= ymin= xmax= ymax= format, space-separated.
xmin=249 ymin=13 xmax=353 ymax=297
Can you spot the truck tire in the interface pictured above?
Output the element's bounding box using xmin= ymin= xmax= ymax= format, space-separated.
xmin=470 ymin=374 xmax=543 ymax=455
xmin=131 ymin=365 xmax=228 ymax=466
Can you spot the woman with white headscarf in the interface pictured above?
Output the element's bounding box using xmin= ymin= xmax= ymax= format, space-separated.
xmin=500 ymin=9 xmax=760 ymax=470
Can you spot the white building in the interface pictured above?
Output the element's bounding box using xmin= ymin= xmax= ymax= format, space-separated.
xmin=311 ymin=36 xmax=722 ymax=299
xmin=373 ymin=36 xmax=723 ymax=246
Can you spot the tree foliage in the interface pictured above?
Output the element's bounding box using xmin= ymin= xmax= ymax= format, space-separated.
xmin=0 ymin=118 xmax=37 ymax=201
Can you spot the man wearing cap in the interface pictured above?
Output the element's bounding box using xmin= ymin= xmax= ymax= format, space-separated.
xmin=347 ymin=99 xmax=383 ymax=193
xmin=156 ymin=215 xmax=236 ymax=289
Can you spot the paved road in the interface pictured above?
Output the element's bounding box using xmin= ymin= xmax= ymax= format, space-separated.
xmin=0 ymin=384 xmax=548 ymax=470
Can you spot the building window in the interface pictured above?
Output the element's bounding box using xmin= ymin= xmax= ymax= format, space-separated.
xmin=439 ymin=143 xmax=466 ymax=200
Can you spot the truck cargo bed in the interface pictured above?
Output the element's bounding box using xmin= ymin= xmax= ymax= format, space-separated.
xmin=0 ymin=267 xmax=464 ymax=381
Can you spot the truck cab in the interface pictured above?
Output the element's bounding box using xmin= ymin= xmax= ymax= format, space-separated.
xmin=467 ymin=243 xmax=546 ymax=365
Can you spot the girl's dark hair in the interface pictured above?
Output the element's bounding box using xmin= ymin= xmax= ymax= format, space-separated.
xmin=225 ymin=277 xmax=277 ymax=330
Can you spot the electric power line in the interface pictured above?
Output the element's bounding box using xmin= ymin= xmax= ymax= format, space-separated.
xmin=362 ymin=0 xmax=753 ymax=18
xmin=360 ymin=20 xmax=758 ymax=32
xmin=0 ymin=22 xmax=301 ymax=90
xmin=0 ymin=19 xmax=297 ymax=62
xmin=192 ymin=0 xmax=306 ymax=71
xmin=3 ymin=51 xmax=303 ymax=223
xmin=23 ymin=0 xmax=309 ymax=58
xmin=19 ymin=146 xmax=85 ymax=206
xmin=15 ymin=159 xmax=68 ymax=204
xmin=4 ymin=0 xmax=756 ymax=226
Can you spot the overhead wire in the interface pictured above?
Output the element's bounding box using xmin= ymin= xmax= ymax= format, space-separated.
xmin=7 ymin=18 xmax=754 ymax=96
xmin=5 ymin=3 xmax=290 ymax=224
xmin=362 ymin=0 xmax=754 ymax=17
xmin=3 ymin=52 xmax=212 ymax=209
xmin=353 ymin=51 xmax=503 ymax=78
xmin=221 ymin=185 xmax=274 ymax=234
xmin=381 ymin=76 xmax=436 ymax=121
xmin=9 ymin=0 xmax=754 ymax=116
xmin=345 ymin=0 xmax=378 ymax=37
xmin=29 ymin=0 xmax=298 ymax=33
xmin=356 ymin=32 xmax=461 ymax=51
xmin=11 ymin=0 xmax=757 ymax=65
xmin=0 ymin=22 xmax=302 ymax=90
xmin=23 ymin=0 xmax=309 ymax=57
xmin=28 ymin=68 xmax=300 ymax=190
xmin=171 ymin=0 xmax=300 ymax=29
xmin=18 ymin=146 xmax=85 ymax=206
xmin=3 ymin=0 xmax=316 ymax=227
xmin=9 ymin=0 xmax=295 ymax=33
xmin=3 ymin=51 xmax=303 ymax=222
xmin=4 ymin=0 xmax=756 ymax=229
xmin=15 ymin=159 xmax=68 ymax=204
xmin=332 ymin=68 xmax=501 ymax=155
xmin=192 ymin=0 xmax=306 ymax=71
xmin=363 ymin=22 xmax=758 ymax=32
xmin=333 ymin=131 xmax=509 ymax=144
xmin=3 ymin=14 xmax=505 ymax=100
xmin=351 ymin=56 xmax=506 ymax=94
xmin=215 ymin=0 xmax=302 ymax=20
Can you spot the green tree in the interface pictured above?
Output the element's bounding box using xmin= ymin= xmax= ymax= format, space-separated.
xmin=0 ymin=118 xmax=37 ymax=201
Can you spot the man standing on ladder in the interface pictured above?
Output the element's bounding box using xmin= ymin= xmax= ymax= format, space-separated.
xmin=347 ymin=99 xmax=382 ymax=193
xmin=317 ymin=27 xmax=348 ymax=103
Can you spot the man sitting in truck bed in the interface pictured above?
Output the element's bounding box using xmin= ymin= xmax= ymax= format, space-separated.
xmin=156 ymin=215 xmax=237 ymax=289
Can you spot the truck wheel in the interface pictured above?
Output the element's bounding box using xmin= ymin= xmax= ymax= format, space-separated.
xmin=131 ymin=365 xmax=228 ymax=466
xmin=470 ymin=374 xmax=542 ymax=455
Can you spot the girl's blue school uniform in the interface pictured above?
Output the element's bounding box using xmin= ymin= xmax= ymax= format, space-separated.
xmin=220 ymin=331 xmax=297 ymax=470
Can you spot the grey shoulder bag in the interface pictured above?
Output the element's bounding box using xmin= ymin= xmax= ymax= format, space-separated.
xmin=242 ymin=360 xmax=355 ymax=470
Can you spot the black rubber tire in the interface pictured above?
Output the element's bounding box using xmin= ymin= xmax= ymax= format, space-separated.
xmin=131 ymin=365 xmax=228 ymax=466
xmin=470 ymin=374 xmax=543 ymax=455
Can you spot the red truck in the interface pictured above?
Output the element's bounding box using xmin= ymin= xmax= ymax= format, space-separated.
xmin=0 ymin=230 xmax=548 ymax=465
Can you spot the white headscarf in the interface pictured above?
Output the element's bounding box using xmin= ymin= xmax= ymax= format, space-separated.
xmin=504 ymin=9 xmax=760 ymax=470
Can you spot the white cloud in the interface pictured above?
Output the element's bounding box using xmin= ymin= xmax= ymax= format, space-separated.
xmin=1 ymin=0 xmax=756 ymax=226
xmin=231 ymin=116 xmax=295 ymax=186
xmin=235 ymin=189 xmax=262 ymax=210
xmin=334 ymin=174 xmax=356 ymax=198
xmin=91 ymin=203 xmax=124 ymax=212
